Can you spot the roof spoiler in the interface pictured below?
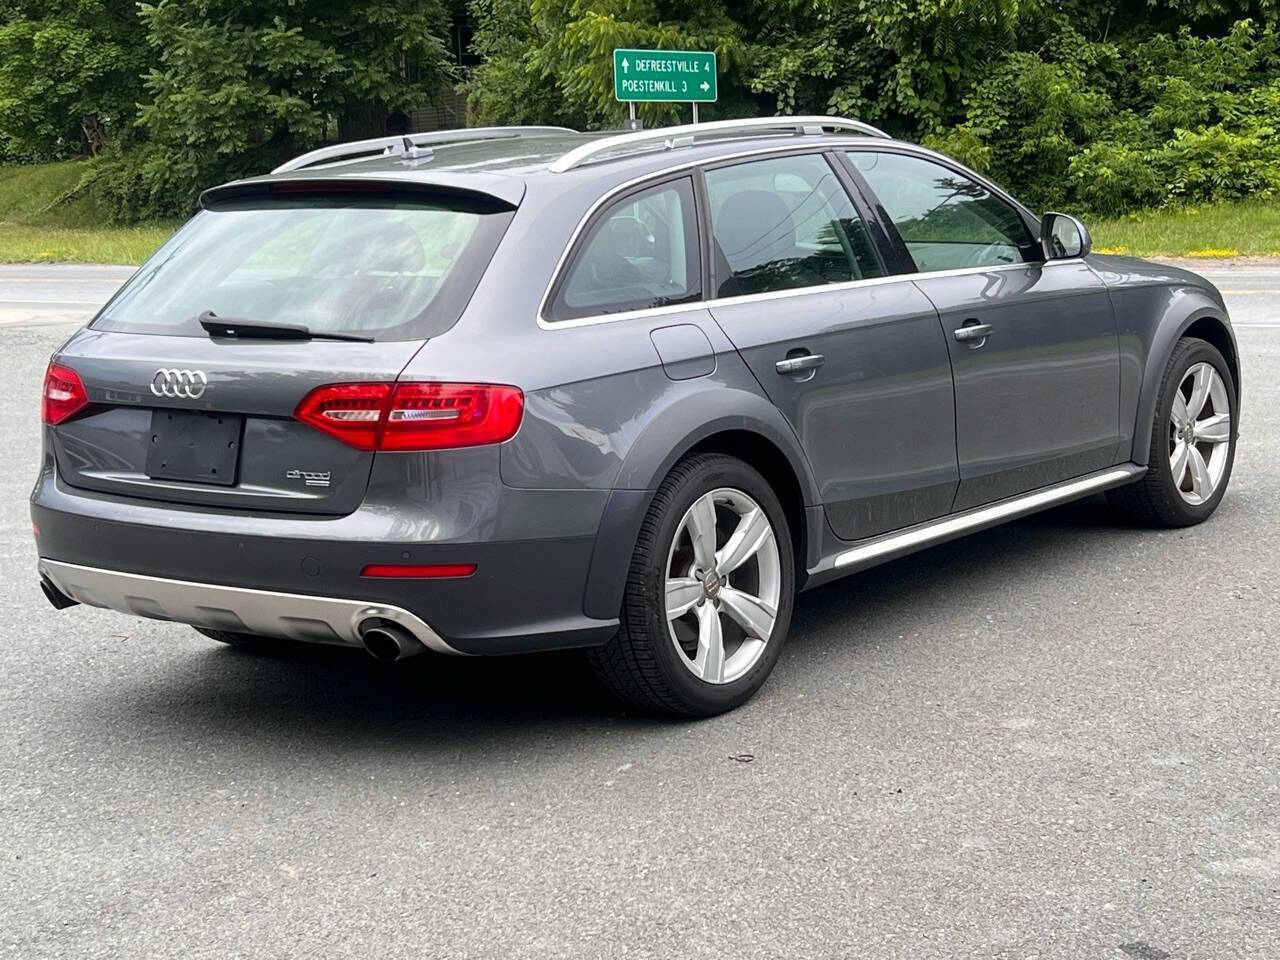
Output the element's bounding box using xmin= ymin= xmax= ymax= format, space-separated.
xmin=199 ymin=171 xmax=526 ymax=211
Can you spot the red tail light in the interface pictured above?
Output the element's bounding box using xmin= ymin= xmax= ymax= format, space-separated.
xmin=294 ymin=382 xmax=392 ymax=451
xmin=42 ymin=362 xmax=90 ymax=425
xmin=295 ymin=382 xmax=523 ymax=452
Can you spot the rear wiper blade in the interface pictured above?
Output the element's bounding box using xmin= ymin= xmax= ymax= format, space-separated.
xmin=198 ymin=311 xmax=374 ymax=343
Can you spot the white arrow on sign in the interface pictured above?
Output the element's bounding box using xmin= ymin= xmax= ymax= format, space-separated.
xmin=700 ymin=81 xmax=710 ymax=91
xmin=622 ymin=58 xmax=629 ymax=73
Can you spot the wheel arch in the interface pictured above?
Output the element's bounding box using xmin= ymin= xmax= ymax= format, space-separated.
xmin=1131 ymin=306 xmax=1240 ymax=466
xmin=581 ymin=387 xmax=820 ymax=620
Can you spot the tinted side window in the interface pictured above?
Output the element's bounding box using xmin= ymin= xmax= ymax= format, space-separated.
xmin=705 ymin=153 xmax=883 ymax=298
xmin=551 ymin=178 xmax=700 ymax=320
xmin=849 ymin=151 xmax=1039 ymax=271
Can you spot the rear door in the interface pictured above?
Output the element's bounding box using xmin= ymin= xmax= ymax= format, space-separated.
xmin=703 ymin=151 xmax=958 ymax=541
xmin=49 ymin=189 xmax=512 ymax=515
xmin=845 ymin=149 xmax=1122 ymax=510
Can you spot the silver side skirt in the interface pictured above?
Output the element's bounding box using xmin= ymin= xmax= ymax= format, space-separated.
xmin=38 ymin=559 xmax=465 ymax=656
xmin=827 ymin=465 xmax=1145 ymax=574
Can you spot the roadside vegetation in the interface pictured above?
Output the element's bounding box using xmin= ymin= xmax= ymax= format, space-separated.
xmin=1092 ymin=200 xmax=1280 ymax=259
xmin=4 ymin=1 xmax=1280 ymax=261
xmin=3 ymin=154 xmax=1279 ymax=264
xmin=0 ymin=161 xmax=174 ymax=264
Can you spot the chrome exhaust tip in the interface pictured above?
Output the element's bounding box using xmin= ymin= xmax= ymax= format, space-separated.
xmin=358 ymin=620 xmax=427 ymax=662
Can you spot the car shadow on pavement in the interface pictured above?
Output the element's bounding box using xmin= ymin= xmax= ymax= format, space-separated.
xmin=71 ymin=494 xmax=1144 ymax=751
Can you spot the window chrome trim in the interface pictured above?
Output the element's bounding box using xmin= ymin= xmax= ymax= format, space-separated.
xmin=539 ymin=258 xmax=1087 ymax=331
xmin=535 ymin=141 xmax=1082 ymax=331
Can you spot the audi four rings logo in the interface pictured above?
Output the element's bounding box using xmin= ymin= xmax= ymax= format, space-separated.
xmin=150 ymin=368 xmax=208 ymax=399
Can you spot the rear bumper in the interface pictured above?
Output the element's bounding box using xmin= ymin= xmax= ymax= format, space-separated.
xmin=31 ymin=461 xmax=620 ymax=655
xmin=40 ymin=559 xmax=463 ymax=654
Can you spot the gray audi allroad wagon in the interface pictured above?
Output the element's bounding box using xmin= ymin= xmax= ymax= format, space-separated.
xmin=33 ymin=117 xmax=1240 ymax=715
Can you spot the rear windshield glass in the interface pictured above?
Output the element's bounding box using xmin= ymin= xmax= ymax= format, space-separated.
xmin=93 ymin=195 xmax=513 ymax=341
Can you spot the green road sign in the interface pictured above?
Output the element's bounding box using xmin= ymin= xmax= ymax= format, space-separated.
xmin=613 ymin=48 xmax=717 ymax=103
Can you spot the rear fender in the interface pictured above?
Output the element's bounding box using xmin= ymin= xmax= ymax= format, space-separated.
xmin=582 ymin=387 xmax=820 ymax=620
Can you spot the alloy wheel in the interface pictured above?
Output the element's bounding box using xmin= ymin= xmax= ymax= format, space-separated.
xmin=1169 ymin=361 xmax=1231 ymax=505
xmin=664 ymin=487 xmax=782 ymax=685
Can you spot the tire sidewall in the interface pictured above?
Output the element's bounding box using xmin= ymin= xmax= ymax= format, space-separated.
xmin=1151 ymin=338 xmax=1237 ymax=523
xmin=633 ymin=457 xmax=795 ymax=715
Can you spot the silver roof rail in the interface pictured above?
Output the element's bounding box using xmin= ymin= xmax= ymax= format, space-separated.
xmin=547 ymin=115 xmax=890 ymax=174
xmin=273 ymin=126 xmax=578 ymax=174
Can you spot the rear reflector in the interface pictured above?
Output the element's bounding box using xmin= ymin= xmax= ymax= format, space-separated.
xmin=295 ymin=382 xmax=523 ymax=451
xmin=42 ymin=362 xmax=90 ymax=425
xmin=360 ymin=563 xmax=477 ymax=579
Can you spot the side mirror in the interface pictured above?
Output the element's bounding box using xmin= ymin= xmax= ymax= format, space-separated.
xmin=1041 ymin=212 xmax=1092 ymax=260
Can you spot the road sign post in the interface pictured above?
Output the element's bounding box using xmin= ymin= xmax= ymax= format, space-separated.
xmin=613 ymin=48 xmax=717 ymax=124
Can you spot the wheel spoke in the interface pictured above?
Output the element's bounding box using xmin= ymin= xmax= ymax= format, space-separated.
xmin=693 ymin=603 xmax=725 ymax=683
xmin=719 ymin=586 xmax=777 ymax=641
xmin=665 ymin=577 xmax=702 ymax=620
xmin=1186 ymin=364 xmax=1214 ymax=420
xmin=686 ymin=494 xmax=718 ymax=572
xmin=1170 ymin=392 xmax=1190 ymax=429
xmin=715 ymin=507 xmax=772 ymax=576
xmin=1193 ymin=412 xmax=1231 ymax=444
xmin=1170 ymin=440 xmax=1190 ymax=486
xmin=1187 ymin=445 xmax=1213 ymax=499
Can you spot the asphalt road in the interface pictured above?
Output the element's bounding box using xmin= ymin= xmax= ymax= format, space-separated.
xmin=1 ymin=264 xmax=1277 ymax=959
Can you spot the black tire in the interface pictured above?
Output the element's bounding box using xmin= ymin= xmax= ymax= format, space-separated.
xmin=587 ymin=453 xmax=795 ymax=716
xmin=1107 ymin=336 xmax=1237 ymax=527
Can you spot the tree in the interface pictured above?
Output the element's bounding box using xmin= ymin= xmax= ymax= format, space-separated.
xmin=465 ymin=0 xmax=1033 ymax=136
xmin=0 ymin=0 xmax=147 ymax=159
xmin=130 ymin=0 xmax=459 ymax=214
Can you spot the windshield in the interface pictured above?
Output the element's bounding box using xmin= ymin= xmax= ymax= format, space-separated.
xmin=93 ymin=195 xmax=513 ymax=341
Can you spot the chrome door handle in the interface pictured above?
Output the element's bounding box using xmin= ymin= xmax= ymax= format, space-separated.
xmin=775 ymin=354 xmax=825 ymax=375
xmin=954 ymin=322 xmax=993 ymax=344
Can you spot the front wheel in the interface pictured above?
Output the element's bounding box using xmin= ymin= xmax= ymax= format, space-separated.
xmin=1108 ymin=336 xmax=1237 ymax=527
xmin=588 ymin=454 xmax=795 ymax=716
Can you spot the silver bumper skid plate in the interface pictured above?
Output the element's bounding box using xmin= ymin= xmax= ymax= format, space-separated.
xmin=38 ymin=559 xmax=463 ymax=655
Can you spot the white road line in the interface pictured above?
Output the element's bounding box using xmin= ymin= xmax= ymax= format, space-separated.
xmin=0 ymin=277 xmax=128 ymax=283
xmin=0 ymin=299 xmax=103 ymax=307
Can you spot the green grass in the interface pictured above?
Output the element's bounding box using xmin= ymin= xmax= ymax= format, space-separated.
xmin=0 ymin=160 xmax=177 ymax=264
xmin=0 ymin=223 xmax=177 ymax=264
xmin=5 ymin=159 xmax=1280 ymax=263
xmin=1091 ymin=199 xmax=1280 ymax=259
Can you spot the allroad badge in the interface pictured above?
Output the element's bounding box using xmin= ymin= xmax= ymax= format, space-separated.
xmin=150 ymin=368 xmax=208 ymax=400
xmin=286 ymin=469 xmax=332 ymax=488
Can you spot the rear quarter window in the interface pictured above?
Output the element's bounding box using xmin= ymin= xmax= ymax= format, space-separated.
xmin=548 ymin=177 xmax=702 ymax=321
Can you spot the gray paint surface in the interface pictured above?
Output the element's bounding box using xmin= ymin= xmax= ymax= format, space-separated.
xmin=25 ymin=132 xmax=1241 ymax=653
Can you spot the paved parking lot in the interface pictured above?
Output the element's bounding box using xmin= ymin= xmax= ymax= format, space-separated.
xmin=1 ymin=265 xmax=1277 ymax=958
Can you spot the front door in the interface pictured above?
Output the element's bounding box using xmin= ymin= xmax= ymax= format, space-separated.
xmin=846 ymin=149 xmax=1121 ymax=510
xmin=703 ymin=152 xmax=958 ymax=541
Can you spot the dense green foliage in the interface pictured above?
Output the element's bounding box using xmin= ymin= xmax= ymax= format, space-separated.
xmin=1 ymin=0 xmax=462 ymax=220
xmin=467 ymin=0 xmax=1280 ymax=216
xmin=110 ymin=0 xmax=459 ymax=220
xmin=0 ymin=1 xmax=146 ymax=160
xmin=4 ymin=0 xmax=1280 ymax=224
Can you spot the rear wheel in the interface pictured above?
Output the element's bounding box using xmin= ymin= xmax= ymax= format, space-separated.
xmin=588 ymin=454 xmax=795 ymax=716
xmin=1108 ymin=336 xmax=1237 ymax=526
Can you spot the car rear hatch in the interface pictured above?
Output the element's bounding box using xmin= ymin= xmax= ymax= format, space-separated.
xmin=45 ymin=179 xmax=517 ymax=516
